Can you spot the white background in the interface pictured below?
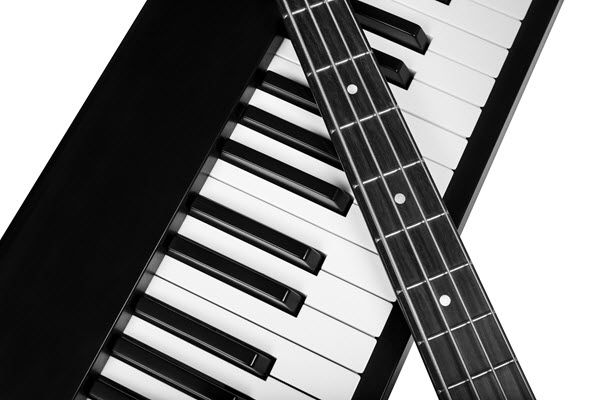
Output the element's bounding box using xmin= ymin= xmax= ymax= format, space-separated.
xmin=0 ymin=1 xmax=597 ymax=399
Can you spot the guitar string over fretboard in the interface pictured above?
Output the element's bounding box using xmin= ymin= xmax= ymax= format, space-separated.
xmin=277 ymin=0 xmax=536 ymax=398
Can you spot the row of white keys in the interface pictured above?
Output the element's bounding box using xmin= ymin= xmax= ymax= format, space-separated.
xmin=178 ymin=215 xmax=393 ymax=337
xmin=468 ymin=0 xmax=532 ymax=21
xmin=209 ymin=156 xmax=449 ymax=255
xmin=268 ymin=52 xmax=480 ymax=138
xmin=144 ymin=276 xmax=361 ymax=400
xmin=279 ymin=33 xmax=494 ymax=107
xmin=156 ymin=255 xmax=377 ymax=373
xmin=231 ymin=122 xmax=460 ymax=203
xmin=388 ymin=0 xmax=521 ymax=48
xmin=200 ymin=176 xmax=396 ymax=301
xmin=360 ymin=0 xmax=509 ymax=77
xmin=247 ymin=90 xmax=456 ymax=189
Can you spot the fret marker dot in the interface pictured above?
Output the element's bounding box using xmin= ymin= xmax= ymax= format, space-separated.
xmin=439 ymin=295 xmax=452 ymax=307
xmin=347 ymin=84 xmax=358 ymax=95
xmin=394 ymin=193 xmax=406 ymax=204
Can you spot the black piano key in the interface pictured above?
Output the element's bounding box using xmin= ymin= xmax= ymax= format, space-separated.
xmin=437 ymin=0 xmax=451 ymax=4
xmin=111 ymin=335 xmax=252 ymax=400
xmin=220 ymin=140 xmax=353 ymax=215
xmin=134 ymin=294 xmax=276 ymax=379
xmin=241 ymin=105 xmax=341 ymax=169
xmin=261 ymin=71 xmax=320 ymax=115
xmin=373 ymin=49 xmax=413 ymax=90
xmin=88 ymin=376 xmax=150 ymax=400
xmin=168 ymin=235 xmax=305 ymax=316
xmin=350 ymin=0 xmax=429 ymax=54
xmin=190 ymin=194 xmax=324 ymax=274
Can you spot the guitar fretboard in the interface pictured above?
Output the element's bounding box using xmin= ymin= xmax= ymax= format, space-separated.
xmin=276 ymin=0 xmax=535 ymax=399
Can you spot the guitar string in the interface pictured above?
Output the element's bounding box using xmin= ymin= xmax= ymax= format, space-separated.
xmin=331 ymin=0 xmax=520 ymax=397
xmin=286 ymin=0 xmax=519 ymax=396
xmin=301 ymin=1 xmax=488 ymax=397
xmin=280 ymin=0 xmax=459 ymax=397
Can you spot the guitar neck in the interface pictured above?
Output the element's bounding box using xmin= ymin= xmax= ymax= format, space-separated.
xmin=276 ymin=0 xmax=535 ymax=399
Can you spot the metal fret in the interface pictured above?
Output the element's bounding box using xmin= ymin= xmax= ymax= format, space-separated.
xmin=283 ymin=0 xmax=334 ymax=18
xmin=424 ymin=312 xmax=496 ymax=343
xmin=403 ymin=263 xmax=470 ymax=292
xmin=313 ymin=50 xmax=372 ymax=74
xmin=381 ymin=211 xmax=447 ymax=240
xmin=445 ymin=360 xmax=517 ymax=392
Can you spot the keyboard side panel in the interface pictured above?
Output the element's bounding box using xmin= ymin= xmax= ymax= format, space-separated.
xmin=0 ymin=1 xmax=281 ymax=398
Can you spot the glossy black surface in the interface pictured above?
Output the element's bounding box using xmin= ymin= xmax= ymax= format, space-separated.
xmin=261 ymin=70 xmax=320 ymax=115
xmin=351 ymin=0 xmax=429 ymax=54
xmin=168 ymin=235 xmax=305 ymax=316
xmin=112 ymin=335 xmax=248 ymax=400
xmin=190 ymin=194 xmax=324 ymax=274
xmin=88 ymin=376 xmax=150 ymax=400
xmin=373 ymin=49 xmax=413 ymax=90
xmin=0 ymin=1 xmax=281 ymax=398
xmin=220 ymin=139 xmax=353 ymax=215
xmin=241 ymin=105 xmax=341 ymax=169
xmin=134 ymin=295 xmax=276 ymax=379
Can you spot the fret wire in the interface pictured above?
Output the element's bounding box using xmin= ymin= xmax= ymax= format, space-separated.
xmin=403 ymin=262 xmax=470 ymax=293
xmin=336 ymin=1 xmax=522 ymax=397
xmin=424 ymin=311 xmax=496 ymax=343
xmin=312 ymin=50 xmax=371 ymax=74
xmin=379 ymin=211 xmax=447 ymax=240
xmin=445 ymin=360 xmax=517 ymax=393
xmin=316 ymin=1 xmax=487 ymax=396
xmin=351 ymin=159 xmax=424 ymax=188
xmin=283 ymin=1 xmax=457 ymax=396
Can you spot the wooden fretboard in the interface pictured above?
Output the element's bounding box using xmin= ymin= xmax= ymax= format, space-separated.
xmin=276 ymin=0 xmax=536 ymax=399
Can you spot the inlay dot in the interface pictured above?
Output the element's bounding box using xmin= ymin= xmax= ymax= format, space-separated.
xmin=439 ymin=295 xmax=452 ymax=307
xmin=347 ymin=84 xmax=358 ymax=95
xmin=394 ymin=193 xmax=406 ymax=204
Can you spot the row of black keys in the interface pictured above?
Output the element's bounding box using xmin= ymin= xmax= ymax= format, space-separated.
xmin=88 ymin=295 xmax=268 ymax=400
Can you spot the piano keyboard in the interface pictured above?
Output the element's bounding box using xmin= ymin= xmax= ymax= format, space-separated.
xmin=86 ymin=0 xmax=540 ymax=399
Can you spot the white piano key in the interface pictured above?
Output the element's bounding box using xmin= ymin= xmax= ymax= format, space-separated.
xmin=156 ymin=256 xmax=377 ymax=373
xmin=178 ymin=215 xmax=393 ymax=337
xmin=403 ymin=115 xmax=467 ymax=170
xmin=125 ymin=317 xmax=314 ymax=400
xmin=249 ymin=88 xmax=328 ymax=138
xmin=200 ymin=176 xmax=396 ymax=301
xmin=101 ymin=357 xmax=195 ymax=400
xmin=388 ymin=0 xmax=521 ymax=48
xmin=424 ymin=159 xmax=453 ymax=195
xmin=268 ymin=54 xmax=480 ymax=138
xmin=471 ymin=0 xmax=532 ymax=20
xmin=147 ymin=277 xmax=361 ymax=400
xmin=358 ymin=0 xmax=508 ymax=77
